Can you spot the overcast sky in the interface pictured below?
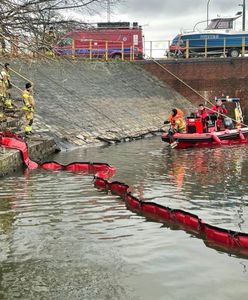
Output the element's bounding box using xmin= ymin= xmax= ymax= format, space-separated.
xmin=86 ymin=0 xmax=245 ymax=41
xmin=70 ymin=0 xmax=245 ymax=57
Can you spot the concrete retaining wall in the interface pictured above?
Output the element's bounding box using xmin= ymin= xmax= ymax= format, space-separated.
xmin=0 ymin=136 xmax=57 ymax=176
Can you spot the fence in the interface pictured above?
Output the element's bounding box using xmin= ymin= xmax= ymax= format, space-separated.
xmin=143 ymin=40 xmax=170 ymax=59
xmin=1 ymin=34 xmax=248 ymax=60
xmin=54 ymin=39 xmax=142 ymax=61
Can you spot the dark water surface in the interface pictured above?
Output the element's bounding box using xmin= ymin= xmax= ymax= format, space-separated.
xmin=1 ymin=136 xmax=248 ymax=300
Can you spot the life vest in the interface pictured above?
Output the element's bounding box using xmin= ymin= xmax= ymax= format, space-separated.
xmin=4 ymin=98 xmax=13 ymax=108
xmin=196 ymin=108 xmax=209 ymax=120
xmin=211 ymin=105 xmax=227 ymax=115
xmin=168 ymin=108 xmax=186 ymax=132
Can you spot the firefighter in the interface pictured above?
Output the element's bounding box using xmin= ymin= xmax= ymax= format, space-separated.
xmin=164 ymin=108 xmax=186 ymax=133
xmin=0 ymin=63 xmax=13 ymax=109
xmin=1 ymin=63 xmax=13 ymax=108
xmin=22 ymin=82 xmax=35 ymax=135
xmin=43 ymin=27 xmax=56 ymax=57
xmin=196 ymin=104 xmax=210 ymax=132
xmin=0 ymin=68 xmax=6 ymax=103
xmin=1 ymin=63 xmax=11 ymax=86
xmin=196 ymin=104 xmax=209 ymax=119
xmin=0 ymin=63 xmax=10 ymax=99
xmin=211 ymin=99 xmax=228 ymax=130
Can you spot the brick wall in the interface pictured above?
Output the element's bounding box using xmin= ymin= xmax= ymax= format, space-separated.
xmin=140 ymin=58 xmax=248 ymax=118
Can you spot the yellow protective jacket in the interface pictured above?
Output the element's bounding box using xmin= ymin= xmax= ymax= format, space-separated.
xmin=22 ymin=89 xmax=35 ymax=112
xmin=0 ymin=69 xmax=9 ymax=97
xmin=0 ymin=69 xmax=10 ymax=85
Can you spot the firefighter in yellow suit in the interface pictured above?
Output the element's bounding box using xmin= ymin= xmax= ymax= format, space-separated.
xmin=43 ymin=27 xmax=56 ymax=57
xmin=0 ymin=63 xmax=11 ymax=103
xmin=0 ymin=69 xmax=7 ymax=103
xmin=22 ymin=82 xmax=35 ymax=135
xmin=0 ymin=63 xmax=13 ymax=108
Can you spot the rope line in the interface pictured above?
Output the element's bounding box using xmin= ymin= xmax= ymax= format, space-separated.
xmin=0 ymin=37 xmax=126 ymax=130
xmin=146 ymin=55 xmax=248 ymax=128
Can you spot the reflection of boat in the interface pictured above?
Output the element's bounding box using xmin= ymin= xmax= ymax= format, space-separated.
xmin=169 ymin=14 xmax=248 ymax=58
xmin=161 ymin=97 xmax=248 ymax=149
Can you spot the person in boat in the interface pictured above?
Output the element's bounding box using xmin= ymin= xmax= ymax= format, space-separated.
xmin=196 ymin=104 xmax=209 ymax=119
xmin=164 ymin=108 xmax=186 ymax=134
xmin=211 ymin=99 xmax=228 ymax=131
xmin=196 ymin=103 xmax=210 ymax=132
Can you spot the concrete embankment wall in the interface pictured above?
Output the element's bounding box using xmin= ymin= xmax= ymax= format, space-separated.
xmin=0 ymin=136 xmax=57 ymax=176
xmin=9 ymin=59 xmax=193 ymax=147
xmin=140 ymin=58 xmax=248 ymax=118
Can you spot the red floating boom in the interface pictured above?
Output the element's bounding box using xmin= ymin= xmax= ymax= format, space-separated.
xmin=1 ymin=131 xmax=248 ymax=257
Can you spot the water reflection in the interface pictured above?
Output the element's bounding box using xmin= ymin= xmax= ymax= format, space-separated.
xmin=1 ymin=137 xmax=248 ymax=299
xmin=162 ymin=145 xmax=248 ymax=192
xmin=160 ymin=145 xmax=248 ymax=232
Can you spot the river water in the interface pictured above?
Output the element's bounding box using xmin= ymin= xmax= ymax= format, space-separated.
xmin=1 ymin=136 xmax=248 ymax=300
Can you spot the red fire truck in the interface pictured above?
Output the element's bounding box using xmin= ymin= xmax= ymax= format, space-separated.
xmin=54 ymin=22 xmax=143 ymax=60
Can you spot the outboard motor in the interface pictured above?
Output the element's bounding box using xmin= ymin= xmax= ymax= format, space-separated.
xmin=205 ymin=114 xmax=217 ymax=132
xmin=223 ymin=117 xmax=234 ymax=129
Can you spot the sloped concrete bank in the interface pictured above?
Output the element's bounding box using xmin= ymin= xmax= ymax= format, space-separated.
xmin=9 ymin=59 xmax=193 ymax=146
xmin=1 ymin=59 xmax=193 ymax=176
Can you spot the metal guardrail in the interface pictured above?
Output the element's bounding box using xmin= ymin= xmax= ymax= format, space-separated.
xmin=143 ymin=40 xmax=170 ymax=59
xmin=0 ymin=32 xmax=148 ymax=61
xmin=61 ymin=39 xmax=139 ymax=61
xmin=1 ymin=35 xmax=248 ymax=60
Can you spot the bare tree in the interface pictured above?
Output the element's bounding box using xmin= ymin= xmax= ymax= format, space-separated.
xmin=0 ymin=0 xmax=122 ymax=54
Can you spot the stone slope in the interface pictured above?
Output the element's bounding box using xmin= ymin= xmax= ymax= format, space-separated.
xmin=10 ymin=59 xmax=193 ymax=147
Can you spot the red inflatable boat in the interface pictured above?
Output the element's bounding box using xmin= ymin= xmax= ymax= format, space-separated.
xmin=162 ymin=127 xmax=248 ymax=149
xmin=162 ymin=97 xmax=248 ymax=149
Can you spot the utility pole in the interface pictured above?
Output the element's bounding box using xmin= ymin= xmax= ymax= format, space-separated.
xmin=240 ymin=0 xmax=246 ymax=30
xmin=242 ymin=0 xmax=246 ymax=31
xmin=107 ymin=0 xmax=111 ymax=23
xmin=207 ymin=0 xmax=211 ymax=26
